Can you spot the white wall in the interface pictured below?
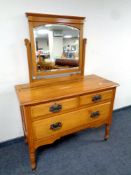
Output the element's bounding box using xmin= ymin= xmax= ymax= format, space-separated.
xmin=37 ymin=38 xmax=49 ymax=51
xmin=53 ymin=37 xmax=63 ymax=58
xmin=0 ymin=0 xmax=131 ymax=142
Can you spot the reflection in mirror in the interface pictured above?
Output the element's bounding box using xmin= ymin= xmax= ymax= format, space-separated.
xmin=33 ymin=24 xmax=80 ymax=72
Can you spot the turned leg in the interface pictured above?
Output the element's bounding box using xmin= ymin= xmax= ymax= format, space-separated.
xmin=104 ymin=124 xmax=110 ymax=141
xmin=29 ymin=151 xmax=36 ymax=170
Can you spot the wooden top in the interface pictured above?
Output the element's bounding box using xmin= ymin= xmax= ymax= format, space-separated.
xmin=26 ymin=12 xmax=85 ymax=20
xmin=15 ymin=75 xmax=118 ymax=106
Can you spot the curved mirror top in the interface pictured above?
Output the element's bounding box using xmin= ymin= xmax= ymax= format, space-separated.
xmin=33 ymin=24 xmax=80 ymax=73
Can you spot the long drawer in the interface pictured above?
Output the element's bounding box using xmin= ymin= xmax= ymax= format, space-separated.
xmin=33 ymin=102 xmax=111 ymax=140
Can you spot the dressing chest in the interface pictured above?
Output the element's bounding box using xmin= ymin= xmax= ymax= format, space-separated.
xmin=15 ymin=13 xmax=118 ymax=169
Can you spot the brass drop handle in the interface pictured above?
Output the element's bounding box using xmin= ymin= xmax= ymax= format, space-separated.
xmin=49 ymin=103 xmax=62 ymax=113
xmin=92 ymin=95 xmax=102 ymax=102
xmin=90 ymin=111 xmax=100 ymax=118
xmin=50 ymin=122 xmax=62 ymax=131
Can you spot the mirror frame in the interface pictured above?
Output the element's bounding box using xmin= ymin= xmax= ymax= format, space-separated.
xmin=25 ymin=13 xmax=86 ymax=82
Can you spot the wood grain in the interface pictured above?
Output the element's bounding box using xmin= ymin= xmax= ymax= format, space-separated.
xmin=31 ymin=97 xmax=79 ymax=119
xmin=80 ymin=89 xmax=113 ymax=106
xmin=32 ymin=102 xmax=111 ymax=140
xmin=16 ymin=74 xmax=118 ymax=105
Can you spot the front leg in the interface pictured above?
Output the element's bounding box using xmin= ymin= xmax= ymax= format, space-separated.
xmin=29 ymin=151 xmax=36 ymax=170
xmin=104 ymin=124 xmax=110 ymax=141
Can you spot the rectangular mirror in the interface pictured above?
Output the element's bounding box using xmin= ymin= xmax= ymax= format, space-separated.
xmin=34 ymin=24 xmax=80 ymax=72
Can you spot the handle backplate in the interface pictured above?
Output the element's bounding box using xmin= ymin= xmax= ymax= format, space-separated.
xmin=90 ymin=111 xmax=100 ymax=119
xmin=49 ymin=103 xmax=62 ymax=113
xmin=92 ymin=95 xmax=102 ymax=102
xmin=50 ymin=122 xmax=62 ymax=131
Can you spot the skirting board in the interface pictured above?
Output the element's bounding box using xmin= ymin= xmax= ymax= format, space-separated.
xmin=0 ymin=105 xmax=131 ymax=148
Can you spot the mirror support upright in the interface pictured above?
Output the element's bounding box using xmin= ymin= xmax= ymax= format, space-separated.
xmin=24 ymin=39 xmax=33 ymax=83
xmin=81 ymin=38 xmax=87 ymax=76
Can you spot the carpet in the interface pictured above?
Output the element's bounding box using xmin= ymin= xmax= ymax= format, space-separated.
xmin=0 ymin=107 xmax=131 ymax=175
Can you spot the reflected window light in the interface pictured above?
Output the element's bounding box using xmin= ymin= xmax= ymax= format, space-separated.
xmin=45 ymin=24 xmax=52 ymax=27
xmin=37 ymin=29 xmax=49 ymax=35
xmin=64 ymin=35 xmax=72 ymax=39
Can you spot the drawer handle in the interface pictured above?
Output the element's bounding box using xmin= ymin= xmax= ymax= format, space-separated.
xmin=90 ymin=111 xmax=100 ymax=118
xmin=50 ymin=122 xmax=62 ymax=131
xmin=49 ymin=103 xmax=62 ymax=113
xmin=92 ymin=95 xmax=102 ymax=102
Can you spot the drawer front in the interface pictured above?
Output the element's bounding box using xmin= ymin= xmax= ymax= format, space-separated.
xmin=80 ymin=90 xmax=113 ymax=106
xmin=33 ymin=102 xmax=111 ymax=140
xmin=31 ymin=97 xmax=79 ymax=119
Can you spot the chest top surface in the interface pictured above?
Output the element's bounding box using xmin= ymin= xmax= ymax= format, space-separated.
xmin=15 ymin=74 xmax=118 ymax=106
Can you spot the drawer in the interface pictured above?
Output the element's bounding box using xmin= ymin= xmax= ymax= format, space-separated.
xmin=31 ymin=97 xmax=79 ymax=119
xmin=33 ymin=102 xmax=111 ymax=140
xmin=80 ymin=90 xmax=113 ymax=106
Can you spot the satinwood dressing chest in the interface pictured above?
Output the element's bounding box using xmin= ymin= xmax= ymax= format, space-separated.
xmin=15 ymin=13 xmax=118 ymax=169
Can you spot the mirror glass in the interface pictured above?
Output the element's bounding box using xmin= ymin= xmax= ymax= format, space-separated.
xmin=33 ymin=24 xmax=80 ymax=72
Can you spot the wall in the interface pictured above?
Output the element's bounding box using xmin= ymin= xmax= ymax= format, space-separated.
xmin=0 ymin=0 xmax=131 ymax=142
xmin=37 ymin=38 xmax=49 ymax=51
xmin=53 ymin=37 xmax=63 ymax=58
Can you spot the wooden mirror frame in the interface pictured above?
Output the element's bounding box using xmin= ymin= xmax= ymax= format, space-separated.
xmin=25 ymin=13 xmax=86 ymax=82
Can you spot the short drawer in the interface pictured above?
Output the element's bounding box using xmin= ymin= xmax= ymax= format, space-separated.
xmin=80 ymin=90 xmax=113 ymax=106
xmin=31 ymin=97 xmax=79 ymax=119
xmin=33 ymin=102 xmax=111 ymax=140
